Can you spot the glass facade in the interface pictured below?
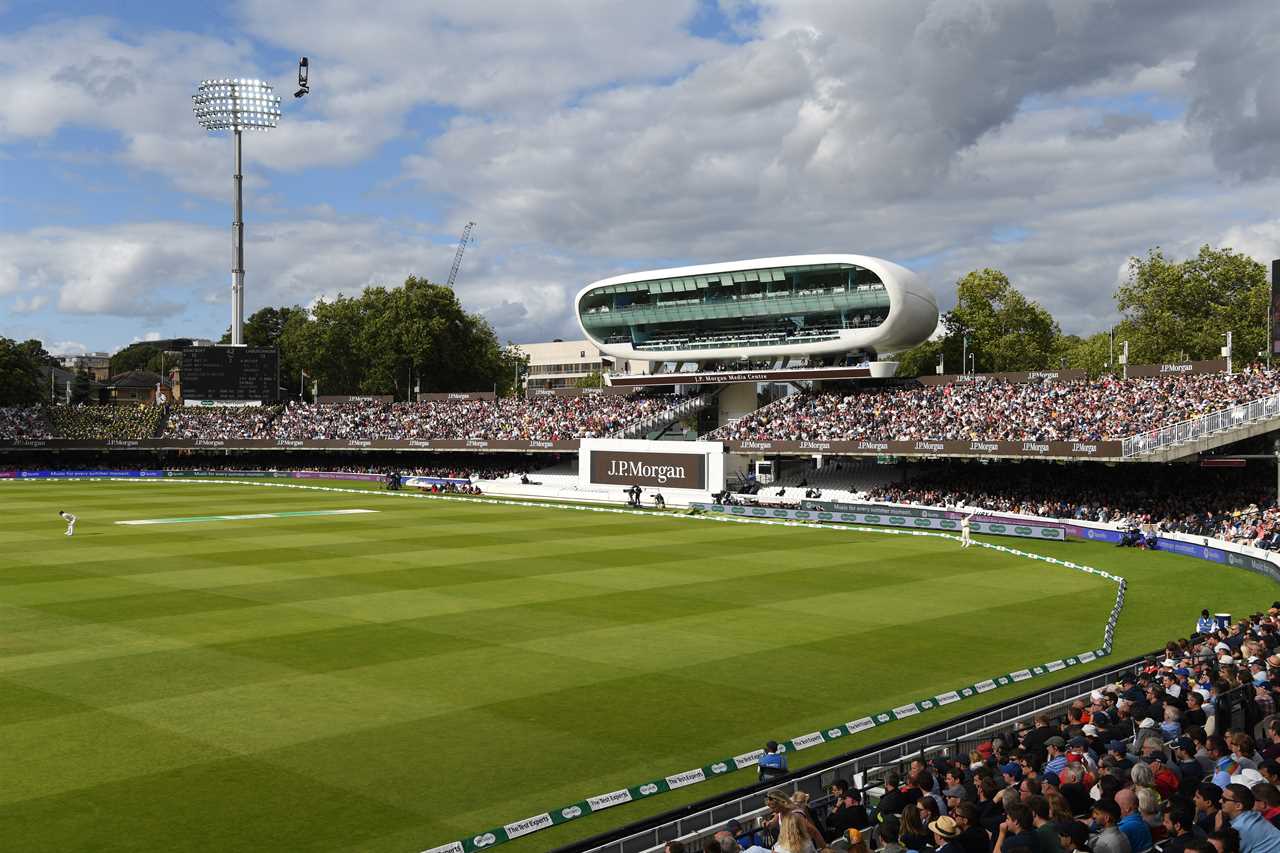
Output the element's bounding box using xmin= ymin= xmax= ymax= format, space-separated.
xmin=580 ymin=262 xmax=889 ymax=352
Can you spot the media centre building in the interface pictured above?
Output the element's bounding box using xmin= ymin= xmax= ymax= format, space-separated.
xmin=575 ymin=254 xmax=939 ymax=369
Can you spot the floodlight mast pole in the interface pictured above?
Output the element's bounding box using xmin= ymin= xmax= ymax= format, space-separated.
xmin=232 ymin=128 xmax=245 ymax=346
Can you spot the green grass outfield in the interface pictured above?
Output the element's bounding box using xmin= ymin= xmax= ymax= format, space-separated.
xmin=0 ymin=478 xmax=1274 ymax=853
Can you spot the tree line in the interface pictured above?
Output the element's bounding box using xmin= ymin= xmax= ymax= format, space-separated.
xmin=0 ymin=246 xmax=1274 ymax=405
xmin=895 ymin=245 xmax=1270 ymax=377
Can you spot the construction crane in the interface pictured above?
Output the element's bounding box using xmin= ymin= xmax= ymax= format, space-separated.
xmin=446 ymin=221 xmax=476 ymax=289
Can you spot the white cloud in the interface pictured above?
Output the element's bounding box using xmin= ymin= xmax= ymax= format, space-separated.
xmin=6 ymin=0 xmax=1280 ymax=353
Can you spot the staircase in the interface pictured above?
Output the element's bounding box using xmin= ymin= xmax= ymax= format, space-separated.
xmin=1122 ymin=391 xmax=1280 ymax=462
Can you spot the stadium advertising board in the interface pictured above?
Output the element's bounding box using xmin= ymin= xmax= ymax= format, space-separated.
xmin=917 ymin=369 xmax=1086 ymax=386
xmin=726 ymin=438 xmax=1122 ymax=459
xmin=417 ymin=392 xmax=496 ymax=401
xmin=580 ymin=438 xmax=725 ymax=493
xmin=181 ymin=346 xmax=279 ymax=403
xmin=800 ymin=500 xmax=949 ymax=519
xmin=590 ymin=449 xmax=707 ymax=489
xmin=525 ymin=386 xmax=635 ymax=397
xmin=691 ymin=502 xmax=1065 ymax=540
xmin=1124 ymin=359 xmax=1227 ymax=378
xmin=316 ymin=395 xmax=394 ymax=403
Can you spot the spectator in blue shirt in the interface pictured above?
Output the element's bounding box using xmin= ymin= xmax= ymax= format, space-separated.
xmin=758 ymin=740 xmax=787 ymax=781
xmin=1222 ymin=784 xmax=1280 ymax=853
xmin=1197 ymin=610 xmax=1216 ymax=635
xmin=1116 ymin=789 xmax=1153 ymax=853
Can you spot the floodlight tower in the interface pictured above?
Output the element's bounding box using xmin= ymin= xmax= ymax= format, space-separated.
xmin=192 ymin=78 xmax=282 ymax=346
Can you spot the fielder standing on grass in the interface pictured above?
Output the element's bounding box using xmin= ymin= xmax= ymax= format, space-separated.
xmin=960 ymin=511 xmax=974 ymax=547
xmin=59 ymin=510 xmax=77 ymax=537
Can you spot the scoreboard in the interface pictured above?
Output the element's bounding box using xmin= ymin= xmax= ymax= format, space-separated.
xmin=181 ymin=346 xmax=279 ymax=403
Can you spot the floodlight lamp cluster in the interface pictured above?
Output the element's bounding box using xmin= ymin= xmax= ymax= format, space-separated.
xmin=192 ymin=78 xmax=282 ymax=132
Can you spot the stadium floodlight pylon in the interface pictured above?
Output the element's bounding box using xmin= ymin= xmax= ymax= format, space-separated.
xmin=192 ymin=78 xmax=282 ymax=347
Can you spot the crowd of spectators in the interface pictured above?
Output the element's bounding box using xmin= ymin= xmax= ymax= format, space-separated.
xmin=268 ymin=396 xmax=681 ymax=442
xmin=703 ymin=606 xmax=1280 ymax=853
xmin=0 ymin=406 xmax=51 ymax=439
xmin=0 ymin=395 xmax=683 ymax=443
xmin=46 ymin=404 xmax=164 ymax=440
xmin=862 ymin=464 xmax=1280 ymax=550
xmin=712 ymin=369 xmax=1280 ymax=444
xmin=162 ymin=405 xmax=281 ymax=439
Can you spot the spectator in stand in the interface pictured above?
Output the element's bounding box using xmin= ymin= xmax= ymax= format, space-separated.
xmin=268 ymin=395 xmax=683 ymax=442
xmin=1091 ymin=799 xmax=1132 ymax=853
xmin=0 ymin=406 xmax=51 ymax=439
xmin=712 ymin=368 xmax=1280 ymax=446
xmin=1221 ymin=784 xmax=1280 ymax=853
xmin=47 ymin=404 xmax=163 ymax=439
xmin=163 ymin=405 xmax=280 ymax=438
xmin=1163 ymin=799 xmax=1204 ymax=853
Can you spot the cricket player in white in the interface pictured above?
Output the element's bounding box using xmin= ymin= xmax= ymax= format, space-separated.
xmin=960 ymin=512 xmax=974 ymax=547
xmin=59 ymin=510 xmax=77 ymax=537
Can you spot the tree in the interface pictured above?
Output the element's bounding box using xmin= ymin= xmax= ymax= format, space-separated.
xmin=948 ymin=269 xmax=1060 ymax=373
xmin=1116 ymin=245 xmax=1268 ymax=365
xmin=0 ymin=337 xmax=45 ymax=405
xmin=71 ymin=369 xmax=93 ymax=404
xmin=895 ymin=270 xmax=1059 ymax=376
xmin=573 ymin=371 xmax=604 ymax=388
xmin=271 ymin=276 xmax=517 ymax=398
xmin=110 ymin=342 xmax=165 ymax=375
xmin=1053 ymin=332 xmax=1113 ymax=376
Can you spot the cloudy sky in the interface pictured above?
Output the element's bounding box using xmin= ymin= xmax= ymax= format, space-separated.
xmin=3 ymin=0 xmax=1280 ymax=355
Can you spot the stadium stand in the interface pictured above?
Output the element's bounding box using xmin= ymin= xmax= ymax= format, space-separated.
xmin=863 ymin=463 xmax=1280 ymax=549
xmin=611 ymin=610 xmax=1280 ymax=853
xmin=162 ymin=404 xmax=281 ymax=438
xmin=710 ymin=368 xmax=1280 ymax=444
xmin=266 ymin=395 xmax=686 ymax=442
xmin=47 ymin=404 xmax=165 ymax=439
xmin=0 ymin=406 xmax=51 ymax=439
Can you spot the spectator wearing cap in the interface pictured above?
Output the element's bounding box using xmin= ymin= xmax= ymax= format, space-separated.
xmin=1002 ymin=762 xmax=1024 ymax=789
xmin=994 ymin=802 xmax=1040 ymax=853
xmin=759 ymin=740 xmax=788 ymax=781
xmin=1108 ymin=741 xmax=1136 ymax=773
xmin=1198 ymin=784 xmax=1226 ymax=836
xmin=1117 ymin=789 xmax=1153 ymax=853
xmin=1221 ymin=783 xmax=1280 ymax=853
xmin=1092 ymin=800 xmax=1132 ymax=853
xmin=1177 ymin=739 xmax=1208 ymax=790
xmin=1044 ymin=739 xmax=1069 ymax=777
xmin=931 ymin=815 xmax=964 ymax=853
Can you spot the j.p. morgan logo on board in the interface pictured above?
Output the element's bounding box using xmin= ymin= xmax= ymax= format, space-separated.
xmin=590 ymin=449 xmax=707 ymax=489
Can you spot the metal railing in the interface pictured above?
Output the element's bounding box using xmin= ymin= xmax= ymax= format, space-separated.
xmin=558 ymin=657 xmax=1140 ymax=853
xmin=618 ymin=394 xmax=715 ymax=439
xmin=1122 ymin=390 xmax=1280 ymax=457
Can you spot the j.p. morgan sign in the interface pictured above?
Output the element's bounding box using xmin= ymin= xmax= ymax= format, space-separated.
xmin=590 ymin=450 xmax=707 ymax=489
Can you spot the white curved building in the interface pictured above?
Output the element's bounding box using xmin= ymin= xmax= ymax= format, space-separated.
xmin=576 ymin=254 xmax=938 ymax=363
